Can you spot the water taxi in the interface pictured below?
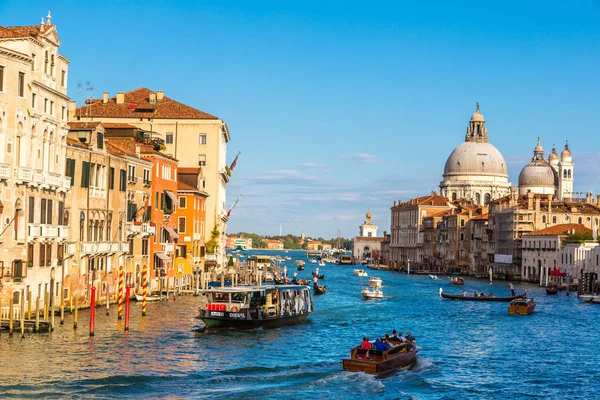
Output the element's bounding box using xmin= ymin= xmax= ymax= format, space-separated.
xmin=339 ymin=254 xmax=354 ymax=265
xmin=198 ymin=285 xmax=313 ymax=331
xmin=368 ymin=276 xmax=382 ymax=288
xmin=353 ymin=269 xmax=368 ymax=277
xmin=508 ymin=298 xmax=536 ymax=315
xmin=342 ymin=338 xmax=418 ymax=374
xmin=134 ymin=292 xmax=162 ymax=302
xmin=362 ymin=287 xmax=384 ymax=299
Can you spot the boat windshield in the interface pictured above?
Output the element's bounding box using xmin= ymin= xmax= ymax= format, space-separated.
xmin=231 ymin=292 xmax=249 ymax=304
xmin=209 ymin=292 xmax=230 ymax=302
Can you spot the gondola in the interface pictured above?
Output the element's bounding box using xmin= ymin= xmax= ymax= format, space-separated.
xmin=450 ymin=277 xmax=464 ymax=286
xmin=546 ymin=286 xmax=558 ymax=295
xmin=439 ymin=288 xmax=526 ymax=302
xmin=312 ymin=272 xmax=324 ymax=279
xmin=313 ymin=282 xmax=327 ymax=295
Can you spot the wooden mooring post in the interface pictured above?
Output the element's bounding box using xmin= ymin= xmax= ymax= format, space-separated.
xmin=35 ymin=297 xmax=40 ymax=333
xmin=20 ymin=289 xmax=25 ymax=338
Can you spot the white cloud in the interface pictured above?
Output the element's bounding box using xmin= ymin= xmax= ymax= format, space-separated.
xmin=342 ymin=153 xmax=380 ymax=164
xmin=252 ymin=169 xmax=324 ymax=184
xmin=298 ymin=162 xmax=330 ymax=172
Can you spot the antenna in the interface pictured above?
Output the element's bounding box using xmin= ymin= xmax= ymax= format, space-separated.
xmin=77 ymin=81 xmax=94 ymax=120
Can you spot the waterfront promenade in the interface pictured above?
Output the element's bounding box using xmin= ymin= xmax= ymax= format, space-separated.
xmin=0 ymin=250 xmax=599 ymax=399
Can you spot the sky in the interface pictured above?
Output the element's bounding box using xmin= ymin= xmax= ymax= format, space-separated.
xmin=1 ymin=1 xmax=599 ymax=239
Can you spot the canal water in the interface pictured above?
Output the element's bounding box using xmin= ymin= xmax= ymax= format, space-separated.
xmin=1 ymin=249 xmax=599 ymax=399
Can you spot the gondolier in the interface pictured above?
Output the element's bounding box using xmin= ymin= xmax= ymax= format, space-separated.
xmin=509 ymin=282 xmax=515 ymax=296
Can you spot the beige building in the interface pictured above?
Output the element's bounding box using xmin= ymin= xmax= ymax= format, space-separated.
xmin=353 ymin=211 xmax=385 ymax=262
xmin=0 ymin=15 xmax=72 ymax=308
xmin=264 ymin=239 xmax=283 ymax=250
xmin=70 ymin=87 xmax=230 ymax=266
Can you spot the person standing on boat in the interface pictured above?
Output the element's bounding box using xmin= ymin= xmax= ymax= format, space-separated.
xmin=509 ymin=282 xmax=515 ymax=296
xmin=316 ymin=266 xmax=320 ymax=276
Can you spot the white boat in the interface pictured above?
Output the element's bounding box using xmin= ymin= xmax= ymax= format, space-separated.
xmin=362 ymin=287 xmax=384 ymax=299
xmin=318 ymin=260 xmax=325 ymax=267
xmin=578 ymin=294 xmax=600 ymax=303
xmin=353 ymin=269 xmax=368 ymax=277
xmin=429 ymin=274 xmax=439 ymax=280
xmin=135 ymin=292 xmax=162 ymax=302
xmin=368 ymin=276 xmax=382 ymax=288
xmin=309 ymin=259 xmax=317 ymax=263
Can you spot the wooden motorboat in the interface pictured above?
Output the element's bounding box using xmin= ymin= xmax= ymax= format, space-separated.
xmin=368 ymin=276 xmax=382 ymax=288
xmin=508 ymin=298 xmax=536 ymax=315
xmin=578 ymin=293 xmax=600 ymax=303
xmin=342 ymin=342 xmax=418 ymax=374
xmin=439 ymin=288 xmax=526 ymax=302
xmin=362 ymin=287 xmax=384 ymax=299
xmin=353 ymin=269 xmax=368 ymax=277
xmin=546 ymin=286 xmax=558 ymax=295
xmin=450 ymin=277 xmax=464 ymax=286
xmin=313 ymin=282 xmax=327 ymax=296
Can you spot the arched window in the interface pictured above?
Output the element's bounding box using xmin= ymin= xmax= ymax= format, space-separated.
xmin=563 ymin=170 xmax=567 ymax=178
xmin=460 ymin=232 xmax=464 ymax=241
xmin=568 ymin=170 xmax=571 ymax=178
xmin=12 ymin=291 xmax=20 ymax=304
xmin=452 ymin=193 xmax=457 ymax=201
xmin=553 ymin=216 xmax=557 ymax=223
xmin=475 ymin=193 xmax=481 ymax=204
xmin=484 ymin=193 xmax=491 ymax=205
xmin=578 ymin=217 xmax=582 ymax=224
xmin=542 ymin=216 xmax=547 ymax=223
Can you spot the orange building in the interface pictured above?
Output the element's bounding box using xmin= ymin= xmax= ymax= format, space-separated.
xmin=176 ymin=168 xmax=208 ymax=282
xmin=107 ymin=138 xmax=179 ymax=289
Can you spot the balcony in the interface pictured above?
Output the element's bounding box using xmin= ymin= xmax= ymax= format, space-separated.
xmin=47 ymin=171 xmax=63 ymax=187
xmin=126 ymin=222 xmax=142 ymax=235
xmin=0 ymin=163 xmax=11 ymax=180
xmin=80 ymin=241 xmax=130 ymax=255
xmin=127 ymin=176 xmax=138 ymax=184
xmin=34 ymin=170 xmax=44 ymax=186
xmin=62 ymin=177 xmax=71 ymax=191
xmin=28 ymin=223 xmax=41 ymax=239
xmin=143 ymin=179 xmax=152 ymax=187
xmin=141 ymin=223 xmax=155 ymax=237
xmin=59 ymin=226 xmax=69 ymax=239
xmin=90 ymin=187 xmax=106 ymax=199
xmin=65 ymin=242 xmax=77 ymax=256
xmin=41 ymin=225 xmax=59 ymax=238
xmin=162 ymin=243 xmax=174 ymax=254
xmin=15 ymin=166 xmax=33 ymax=183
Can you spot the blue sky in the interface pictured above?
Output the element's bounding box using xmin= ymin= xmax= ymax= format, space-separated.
xmin=2 ymin=1 xmax=599 ymax=238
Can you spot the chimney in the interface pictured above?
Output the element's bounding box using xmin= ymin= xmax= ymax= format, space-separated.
xmin=535 ymin=197 xmax=540 ymax=211
xmin=116 ymin=92 xmax=124 ymax=104
xmin=156 ymin=90 xmax=164 ymax=100
xmin=383 ymin=230 xmax=387 ymax=237
xmin=527 ymin=192 xmax=534 ymax=210
xmin=393 ymin=201 xmax=397 ymax=207
xmin=68 ymin=100 xmax=76 ymax=120
xmin=597 ymin=194 xmax=600 ymax=206
xmin=103 ymin=92 xmax=108 ymax=104
xmin=135 ymin=144 xmax=141 ymax=158
xmin=149 ymin=92 xmax=156 ymax=103
xmin=587 ymin=190 xmax=593 ymax=204
xmin=547 ymin=194 xmax=553 ymax=213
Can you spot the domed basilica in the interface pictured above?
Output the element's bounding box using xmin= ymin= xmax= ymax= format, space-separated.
xmin=440 ymin=105 xmax=575 ymax=204
xmin=439 ymin=105 xmax=510 ymax=205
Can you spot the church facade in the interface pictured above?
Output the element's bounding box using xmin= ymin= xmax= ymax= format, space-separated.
xmin=353 ymin=211 xmax=385 ymax=262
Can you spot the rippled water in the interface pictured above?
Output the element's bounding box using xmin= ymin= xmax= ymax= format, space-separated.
xmin=1 ymin=250 xmax=599 ymax=399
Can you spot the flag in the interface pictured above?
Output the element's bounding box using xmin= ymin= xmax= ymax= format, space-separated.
xmin=128 ymin=104 xmax=138 ymax=109
xmin=227 ymin=195 xmax=242 ymax=217
xmin=229 ymin=152 xmax=241 ymax=172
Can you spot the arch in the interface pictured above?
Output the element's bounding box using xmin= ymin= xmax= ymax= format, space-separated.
xmin=451 ymin=193 xmax=457 ymax=201
xmin=460 ymin=232 xmax=465 ymax=241
xmin=484 ymin=193 xmax=491 ymax=205
xmin=578 ymin=217 xmax=582 ymax=224
xmin=553 ymin=216 xmax=557 ymax=223
xmin=12 ymin=291 xmax=20 ymax=304
xmin=568 ymin=170 xmax=571 ymax=179
xmin=563 ymin=170 xmax=567 ymax=178
xmin=475 ymin=193 xmax=481 ymax=204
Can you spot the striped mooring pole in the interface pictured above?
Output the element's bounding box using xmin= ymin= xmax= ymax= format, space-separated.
xmin=118 ymin=266 xmax=124 ymax=320
xmin=142 ymin=265 xmax=148 ymax=317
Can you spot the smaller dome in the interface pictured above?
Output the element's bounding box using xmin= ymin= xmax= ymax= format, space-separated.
xmin=470 ymin=110 xmax=485 ymax=122
xmin=534 ymin=137 xmax=544 ymax=154
xmin=561 ymin=143 xmax=572 ymax=158
xmin=366 ymin=211 xmax=372 ymax=219
xmin=549 ymin=147 xmax=559 ymax=161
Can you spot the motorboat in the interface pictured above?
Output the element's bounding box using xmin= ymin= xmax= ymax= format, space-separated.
xmin=450 ymin=277 xmax=464 ymax=286
xmin=134 ymin=292 xmax=162 ymax=302
xmin=342 ymin=339 xmax=419 ymax=374
xmin=309 ymin=258 xmax=317 ymax=263
xmin=578 ymin=293 xmax=600 ymax=303
xmin=546 ymin=286 xmax=558 ymax=295
xmin=368 ymin=276 xmax=382 ymax=288
xmin=429 ymin=274 xmax=439 ymax=280
xmin=362 ymin=287 xmax=384 ymax=299
xmin=508 ymin=298 xmax=536 ymax=315
xmin=318 ymin=260 xmax=325 ymax=267
xmin=353 ymin=269 xmax=368 ymax=277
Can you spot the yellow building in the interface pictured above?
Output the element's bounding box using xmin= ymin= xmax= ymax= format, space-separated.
xmin=70 ymin=88 xmax=230 ymax=267
xmin=264 ymin=239 xmax=283 ymax=250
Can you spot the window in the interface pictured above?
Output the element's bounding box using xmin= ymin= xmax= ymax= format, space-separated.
xmin=578 ymin=217 xmax=582 ymax=224
xmin=81 ymin=161 xmax=90 ymax=188
xmin=31 ymin=53 xmax=36 ymax=71
xmin=199 ymin=134 xmax=207 ymax=145
xmin=179 ymin=196 xmax=187 ymax=208
xmin=109 ymin=167 xmax=115 ymax=189
xmin=165 ymin=132 xmax=173 ymax=144
xmin=542 ymin=216 xmax=546 ymax=223
xmin=552 ymin=216 xmax=557 ymax=223
xmin=119 ymin=169 xmax=126 ymax=191
xmin=27 ymin=243 xmax=34 ymax=268
xmin=50 ymin=101 xmax=54 ymax=115
xmin=460 ymin=219 xmax=465 ymax=227
xmin=178 ymin=217 xmax=186 ymax=233
xmin=176 ymin=244 xmax=187 ymax=258
xmin=65 ymin=158 xmax=76 ymax=186
xmin=44 ymin=98 xmax=48 ymax=113
xmin=50 ymin=54 xmax=55 ymax=75
xmin=31 ymin=93 xmax=36 ymax=109
xmin=46 ymin=200 xmax=53 ymax=225
xmin=97 ymin=132 xmax=104 ymax=149
xmin=128 ymin=165 xmax=136 ymax=182
xmin=40 ymin=199 xmax=47 ymax=224
xmin=0 ymin=66 xmax=3 ymax=91
xmin=61 ymin=106 xmax=66 ymax=121
xmin=18 ymin=72 xmax=25 ymax=97
xmin=58 ymin=201 xmax=64 ymax=225
xmin=44 ymin=51 xmax=49 ymax=74
xmin=198 ymin=154 xmax=206 ymax=167
xmin=61 ymin=70 xmax=66 ymax=86
xmin=143 ymin=169 xmax=151 ymax=185
xmin=142 ymin=238 xmax=149 ymax=256
xmin=484 ymin=193 xmax=491 ymax=205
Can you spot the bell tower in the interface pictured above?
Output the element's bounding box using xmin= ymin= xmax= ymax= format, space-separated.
xmin=558 ymin=142 xmax=574 ymax=200
xmin=359 ymin=209 xmax=378 ymax=237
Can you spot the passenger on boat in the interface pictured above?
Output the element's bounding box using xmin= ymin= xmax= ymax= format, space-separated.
xmin=391 ymin=329 xmax=399 ymax=340
xmin=488 ymin=293 xmax=495 ymax=297
xmin=473 ymin=290 xmax=478 ymax=297
xmin=361 ymin=337 xmax=371 ymax=350
xmin=373 ymin=338 xmax=390 ymax=352
xmin=461 ymin=291 xmax=467 ymax=297
xmin=313 ymin=276 xmax=318 ymax=284
xmin=405 ymin=331 xmax=414 ymax=342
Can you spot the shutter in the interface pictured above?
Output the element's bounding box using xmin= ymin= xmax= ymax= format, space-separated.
xmin=40 ymin=199 xmax=47 ymax=224
xmin=47 ymin=200 xmax=53 ymax=225
xmin=28 ymin=197 xmax=35 ymax=223
xmin=144 ymin=204 xmax=151 ymax=222
xmin=69 ymin=159 xmax=76 ymax=186
xmin=81 ymin=161 xmax=90 ymax=188
xmin=109 ymin=167 xmax=115 ymax=190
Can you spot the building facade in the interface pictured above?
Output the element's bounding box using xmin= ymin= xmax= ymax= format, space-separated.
xmin=353 ymin=210 xmax=385 ymax=262
xmin=0 ymin=15 xmax=72 ymax=308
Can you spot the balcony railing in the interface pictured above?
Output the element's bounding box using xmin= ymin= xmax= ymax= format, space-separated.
xmin=15 ymin=166 xmax=33 ymax=183
xmin=126 ymin=222 xmax=142 ymax=234
xmin=142 ymin=223 xmax=155 ymax=236
xmin=65 ymin=242 xmax=77 ymax=256
xmin=143 ymin=179 xmax=152 ymax=187
xmin=28 ymin=223 xmax=41 ymax=238
xmin=0 ymin=163 xmax=11 ymax=180
xmin=89 ymin=187 xmax=106 ymax=199
xmin=162 ymin=243 xmax=174 ymax=254
xmin=80 ymin=241 xmax=130 ymax=254
xmin=59 ymin=226 xmax=69 ymax=239
xmin=41 ymin=225 xmax=59 ymax=238
xmin=47 ymin=172 xmax=63 ymax=187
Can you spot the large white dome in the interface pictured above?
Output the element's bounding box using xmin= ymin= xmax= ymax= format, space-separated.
xmin=443 ymin=142 xmax=508 ymax=177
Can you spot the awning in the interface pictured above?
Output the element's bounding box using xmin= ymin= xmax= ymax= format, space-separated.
xmin=164 ymin=226 xmax=179 ymax=240
xmin=155 ymin=252 xmax=171 ymax=262
xmin=165 ymin=190 xmax=177 ymax=203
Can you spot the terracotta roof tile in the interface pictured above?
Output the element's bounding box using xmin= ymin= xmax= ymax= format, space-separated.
xmin=524 ymin=224 xmax=592 ymax=236
xmin=0 ymin=24 xmax=50 ymax=39
xmin=178 ymin=168 xmax=201 ymax=174
xmin=104 ymin=138 xmax=177 ymax=161
xmin=101 ymin=122 xmax=137 ymax=129
xmin=177 ymin=181 xmax=197 ymax=191
xmin=66 ymin=137 xmax=90 ymax=150
xmin=69 ymin=121 xmax=102 ymax=130
xmin=471 ymin=213 xmax=489 ymax=221
xmin=74 ymin=87 xmax=219 ymax=120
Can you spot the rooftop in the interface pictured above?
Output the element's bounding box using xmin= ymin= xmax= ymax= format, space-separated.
xmin=74 ymin=87 xmax=219 ymax=120
xmin=524 ymin=224 xmax=592 ymax=236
